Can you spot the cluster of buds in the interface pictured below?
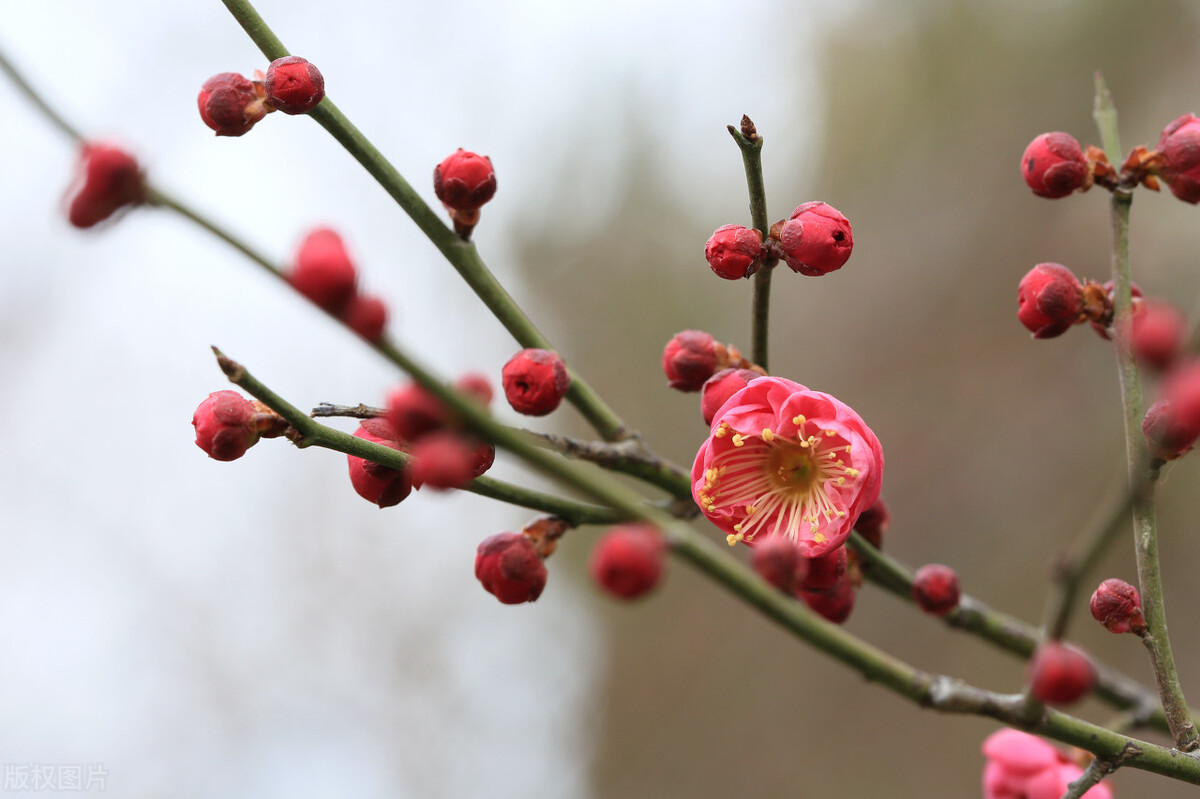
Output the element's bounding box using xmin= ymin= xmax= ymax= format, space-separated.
xmin=475 ymin=519 xmax=667 ymax=605
xmin=433 ymin=149 xmax=496 ymax=239
xmin=1019 ymin=117 xmax=1200 ymax=202
xmin=751 ymin=537 xmax=862 ymax=624
xmin=379 ymin=375 xmax=497 ymax=493
xmin=65 ymin=143 xmax=145 ymax=229
xmin=1013 ymin=264 xmax=1172 ymax=343
xmin=197 ymin=56 xmax=325 ymax=137
xmin=337 ymin=375 xmax=497 ymax=508
xmin=703 ymin=201 xmax=854 ymax=281
xmin=1015 ymin=259 xmax=1198 ymax=463
xmin=661 ymin=330 xmax=763 ymax=392
xmin=288 ymin=227 xmax=389 ymax=341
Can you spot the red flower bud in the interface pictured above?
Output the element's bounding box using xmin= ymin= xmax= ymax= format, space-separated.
xmin=778 ymin=202 xmax=853 ymax=276
xmin=192 ymin=390 xmax=260 ymax=461
xmin=799 ymin=546 xmax=847 ymax=592
xmin=751 ymin=536 xmax=805 ymax=592
xmin=1142 ymin=398 xmax=1200 ymax=462
xmin=1156 ymin=113 xmax=1200 ymax=203
xmin=1020 ymin=132 xmax=1087 ymax=199
xmin=1132 ymin=299 xmax=1185 ymax=372
xmin=408 ymin=431 xmax=487 ymax=490
xmin=588 ymin=524 xmax=666 ymax=600
xmin=1163 ymin=357 xmax=1200 ymax=433
xmin=699 ymin=367 xmax=760 ymax=426
xmin=197 ymin=72 xmax=268 ymax=137
xmin=385 ymin=382 xmax=450 ymax=442
xmin=662 ymin=330 xmax=718 ymax=392
xmin=288 ymin=227 xmax=358 ymax=311
xmin=854 ymin=497 xmax=890 ymax=549
xmin=798 ymin=571 xmax=856 ymax=624
xmin=911 ymin=563 xmax=961 ymax=616
xmin=66 ymin=144 xmax=145 ymax=229
xmin=1017 ymin=263 xmax=1083 ymax=339
xmin=1089 ymin=578 xmax=1145 ymax=635
xmin=1027 ymin=642 xmax=1096 ymax=705
xmin=454 ymin=373 xmax=494 ymax=408
xmin=434 ymin=149 xmax=496 ymax=211
xmin=704 ymin=224 xmax=763 ymax=280
xmin=475 ymin=532 xmax=547 ymax=604
xmin=264 ymin=56 xmax=325 ymax=115
xmin=347 ymin=421 xmax=413 ymax=508
xmin=340 ymin=293 xmax=388 ymax=341
xmin=501 ymin=348 xmax=570 ymax=416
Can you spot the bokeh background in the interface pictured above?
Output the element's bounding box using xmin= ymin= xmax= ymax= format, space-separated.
xmin=3 ymin=0 xmax=1200 ymax=796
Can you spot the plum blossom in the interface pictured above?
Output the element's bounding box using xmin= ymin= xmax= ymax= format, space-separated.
xmin=691 ymin=376 xmax=883 ymax=557
xmin=982 ymin=729 xmax=1112 ymax=799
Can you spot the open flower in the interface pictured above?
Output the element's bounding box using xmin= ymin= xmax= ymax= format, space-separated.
xmin=691 ymin=376 xmax=883 ymax=557
xmin=982 ymin=729 xmax=1112 ymax=799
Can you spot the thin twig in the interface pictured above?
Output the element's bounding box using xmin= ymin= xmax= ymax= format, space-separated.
xmin=312 ymin=402 xmax=384 ymax=420
xmin=213 ymin=348 xmax=627 ymax=526
xmin=728 ymin=116 xmax=772 ymax=371
xmin=1061 ymin=755 xmax=1119 ymax=799
xmin=0 ymin=47 xmax=84 ymax=142
xmin=524 ymin=430 xmax=693 ymax=501
xmin=1042 ymin=473 xmax=1153 ymax=642
xmin=848 ymin=531 xmax=1190 ymax=735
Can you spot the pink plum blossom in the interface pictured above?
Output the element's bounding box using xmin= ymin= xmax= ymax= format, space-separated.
xmin=982 ymin=729 xmax=1112 ymax=799
xmin=691 ymin=376 xmax=883 ymax=557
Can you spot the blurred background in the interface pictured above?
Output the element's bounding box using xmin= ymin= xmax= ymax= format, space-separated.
xmin=2 ymin=0 xmax=1200 ymax=796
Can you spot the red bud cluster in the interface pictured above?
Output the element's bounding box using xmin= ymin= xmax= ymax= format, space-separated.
xmin=288 ymin=228 xmax=389 ymax=341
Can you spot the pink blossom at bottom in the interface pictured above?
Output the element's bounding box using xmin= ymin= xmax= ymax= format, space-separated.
xmin=981 ymin=729 xmax=1112 ymax=799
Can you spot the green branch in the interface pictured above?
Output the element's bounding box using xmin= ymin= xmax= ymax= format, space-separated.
xmin=848 ymin=531 xmax=1182 ymax=735
xmin=0 ymin=47 xmax=83 ymax=142
xmin=216 ymin=0 xmax=629 ymax=442
xmin=1094 ymin=75 xmax=1198 ymax=751
xmin=673 ymin=528 xmax=1200 ymax=786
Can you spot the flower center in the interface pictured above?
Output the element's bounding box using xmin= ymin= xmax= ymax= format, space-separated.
xmin=767 ymin=446 xmax=819 ymax=492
